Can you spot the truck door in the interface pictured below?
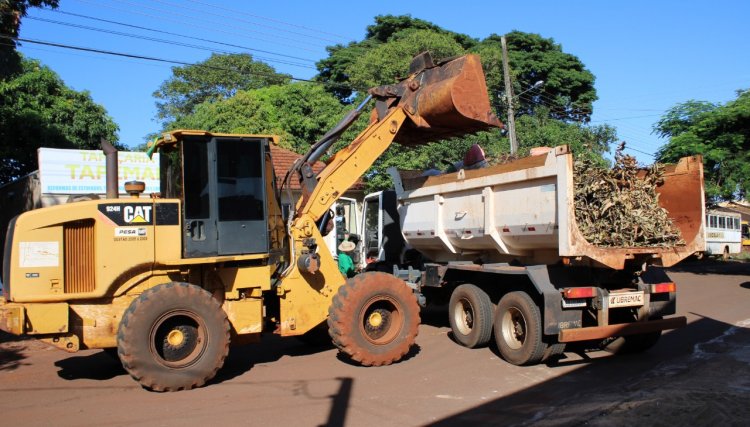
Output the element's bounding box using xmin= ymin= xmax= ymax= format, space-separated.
xmin=323 ymin=197 xmax=359 ymax=260
xmin=359 ymin=191 xmax=405 ymax=269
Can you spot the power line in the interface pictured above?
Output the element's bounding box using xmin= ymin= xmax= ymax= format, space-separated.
xmin=183 ymin=0 xmax=351 ymax=41
xmin=513 ymin=92 xmax=659 ymax=157
xmin=105 ymin=0 xmax=327 ymax=49
xmin=5 ymin=34 xmax=360 ymax=90
xmin=68 ymin=0 xmax=322 ymax=53
xmin=26 ymin=15 xmax=315 ymax=69
xmin=46 ymin=9 xmax=318 ymax=64
xmin=621 ymin=145 xmax=656 ymax=158
xmin=149 ymin=0 xmax=344 ymax=45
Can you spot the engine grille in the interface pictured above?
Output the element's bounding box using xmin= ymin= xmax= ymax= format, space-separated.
xmin=64 ymin=219 xmax=96 ymax=293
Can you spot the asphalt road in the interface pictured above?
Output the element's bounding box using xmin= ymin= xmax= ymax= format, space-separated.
xmin=1 ymin=260 xmax=749 ymax=427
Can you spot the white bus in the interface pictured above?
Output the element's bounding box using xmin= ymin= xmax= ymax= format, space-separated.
xmin=705 ymin=210 xmax=742 ymax=259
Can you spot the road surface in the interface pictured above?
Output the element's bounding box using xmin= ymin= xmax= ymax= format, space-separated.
xmin=1 ymin=261 xmax=749 ymax=426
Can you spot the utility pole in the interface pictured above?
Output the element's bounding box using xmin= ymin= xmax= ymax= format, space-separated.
xmin=500 ymin=36 xmax=517 ymax=155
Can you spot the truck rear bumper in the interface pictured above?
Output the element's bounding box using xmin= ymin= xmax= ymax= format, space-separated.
xmin=558 ymin=316 xmax=687 ymax=343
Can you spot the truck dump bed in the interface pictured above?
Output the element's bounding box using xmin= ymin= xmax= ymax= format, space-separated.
xmin=394 ymin=145 xmax=705 ymax=270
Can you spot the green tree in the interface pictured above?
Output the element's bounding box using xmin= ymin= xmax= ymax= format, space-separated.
xmin=316 ymin=14 xmax=476 ymax=102
xmin=347 ymin=29 xmax=466 ymax=91
xmin=0 ymin=0 xmax=59 ymax=78
xmin=313 ymin=17 xmax=602 ymax=191
xmin=515 ymin=107 xmax=614 ymax=165
xmin=172 ymin=82 xmax=345 ymax=154
xmin=473 ymin=31 xmax=597 ymax=123
xmin=153 ymin=53 xmax=291 ymax=126
xmin=0 ymin=56 xmax=119 ymax=184
xmin=655 ymin=90 xmax=750 ymax=201
xmin=363 ymin=115 xmax=615 ymax=192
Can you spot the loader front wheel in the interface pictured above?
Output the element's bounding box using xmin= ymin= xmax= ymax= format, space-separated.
xmin=117 ymin=282 xmax=230 ymax=392
xmin=328 ymin=272 xmax=420 ymax=366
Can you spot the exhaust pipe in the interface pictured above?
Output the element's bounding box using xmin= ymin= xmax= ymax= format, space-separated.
xmin=101 ymin=138 xmax=118 ymax=199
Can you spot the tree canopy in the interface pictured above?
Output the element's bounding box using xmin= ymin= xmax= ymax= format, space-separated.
xmin=315 ymin=15 xmax=597 ymax=124
xmin=473 ymin=31 xmax=598 ymax=123
xmin=0 ymin=56 xmax=119 ymax=184
xmin=171 ymin=82 xmax=346 ymax=154
xmin=153 ymin=53 xmax=291 ymax=126
xmin=655 ymin=90 xmax=750 ymax=201
xmin=153 ymin=15 xmax=610 ymax=192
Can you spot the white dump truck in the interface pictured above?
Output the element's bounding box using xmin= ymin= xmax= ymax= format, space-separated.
xmin=358 ymin=145 xmax=705 ymax=364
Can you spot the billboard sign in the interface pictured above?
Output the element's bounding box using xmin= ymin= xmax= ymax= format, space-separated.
xmin=38 ymin=148 xmax=160 ymax=195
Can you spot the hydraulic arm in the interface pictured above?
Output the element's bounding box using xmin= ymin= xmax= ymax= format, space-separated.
xmin=276 ymin=52 xmax=501 ymax=335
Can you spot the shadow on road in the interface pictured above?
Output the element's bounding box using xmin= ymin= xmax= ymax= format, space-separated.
xmin=668 ymin=258 xmax=750 ymax=275
xmin=211 ymin=334 xmax=342 ymax=385
xmin=55 ymin=350 xmax=126 ymax=381
xmin=0 ymin=347 xmax=27 ymax=371
xmin=428 ymin=315 xmax=750 ymax=426
xmin=0 ymin=331 xmax=32 ymax=371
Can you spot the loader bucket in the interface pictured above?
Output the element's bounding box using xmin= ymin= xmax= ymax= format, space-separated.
xmin=370 ymin=53 xmax=502 ymax=145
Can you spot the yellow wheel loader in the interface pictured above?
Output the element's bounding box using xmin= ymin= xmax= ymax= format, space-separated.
xmin=0 ymin=53 xmax=500 ymax=391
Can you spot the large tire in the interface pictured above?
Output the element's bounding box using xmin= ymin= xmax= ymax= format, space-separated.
xmin=117 ymin=282 xmax=230 ymax=392
xmin=542 ymin=342 xmax=566 ymax=363
xmin=448 ymin=284 xmax=494 ymax=348
xmin=494 ymin=291 xmax=547 ymax=366
xmin=327 ymin=272 xmax=420 ymax=366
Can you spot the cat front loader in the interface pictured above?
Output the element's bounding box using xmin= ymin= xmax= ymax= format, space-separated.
xmin=0 ymin=52 xmax=500 ymax=391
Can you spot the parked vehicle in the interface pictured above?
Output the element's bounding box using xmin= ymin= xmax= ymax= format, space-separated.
xmin=705 ymin=210 xmax=742 ymax=259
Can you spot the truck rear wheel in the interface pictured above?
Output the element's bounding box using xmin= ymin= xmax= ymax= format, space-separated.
xmin=494 ymin=291 xmax=547 ymax=365
xmin=328 ymin=272 xmax=420 ymax=366
xmin=117 ymin=282 xmax=230 ymax=392
xmin=602 ymin=331 xmax=662 ymax=354
xmin=448 ymin=284 xmax=494 ymax=348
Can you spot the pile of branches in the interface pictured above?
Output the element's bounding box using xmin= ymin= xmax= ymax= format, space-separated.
xmin=574 ymin=142 xmax=684 ymax=247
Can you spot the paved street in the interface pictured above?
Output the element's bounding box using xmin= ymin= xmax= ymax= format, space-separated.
xmin=1 ymin=260 xmax=749 ymax=426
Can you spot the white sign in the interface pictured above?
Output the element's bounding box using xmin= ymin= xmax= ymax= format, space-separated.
xmin=38 ymin=148 xmax=160 ymax=195
xmin=114 ymin=227 xmax=147 ymax=237
xmin=19 ymin=241 xmax=59 ymax=268
xmin=609 ymin=291 xmax=644 ymax=308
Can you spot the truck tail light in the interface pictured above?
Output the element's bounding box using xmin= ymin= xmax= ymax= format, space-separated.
xmin=562 ymin=287 xmax=597 ymax=299
xmin=651 ymin=282 xmax=676 ymax=293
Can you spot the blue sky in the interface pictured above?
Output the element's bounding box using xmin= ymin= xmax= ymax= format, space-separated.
xmin=16 ymin=0 xmax=750 ymax=160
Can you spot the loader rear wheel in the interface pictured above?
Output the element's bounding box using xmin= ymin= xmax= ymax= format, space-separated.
xmin=117 ymin=282 xmax=230 ymax=392
xmin=327 ymin=272 xmax=420 ymax=366
xmin=494 ymin=291 xmax=547 ymax=366
xmin=448 ymin=284 xmax=494 ymax=348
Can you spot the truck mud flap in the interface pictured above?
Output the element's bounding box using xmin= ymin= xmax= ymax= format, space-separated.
xmin=558 ymin=316 xmax=687 ymax=343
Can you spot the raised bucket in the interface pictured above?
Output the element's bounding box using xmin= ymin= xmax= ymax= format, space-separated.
xmin=372 ymin=53 xmax=502 ymax=145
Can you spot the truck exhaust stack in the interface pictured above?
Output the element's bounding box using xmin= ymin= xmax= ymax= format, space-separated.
xmin=101 ymin=138 xmax=118 ymax=199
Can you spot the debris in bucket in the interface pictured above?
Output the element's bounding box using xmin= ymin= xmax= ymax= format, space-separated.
xmin=573 ymin=142 xmax=684 ymax=247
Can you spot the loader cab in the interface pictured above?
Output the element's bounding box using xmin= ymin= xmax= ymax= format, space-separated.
xmin=159 ymin=132 xmax=276 ymax=258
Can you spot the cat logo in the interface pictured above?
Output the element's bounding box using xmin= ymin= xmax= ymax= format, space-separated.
xmin=124 ymin=205 xmax=152 ymax=224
